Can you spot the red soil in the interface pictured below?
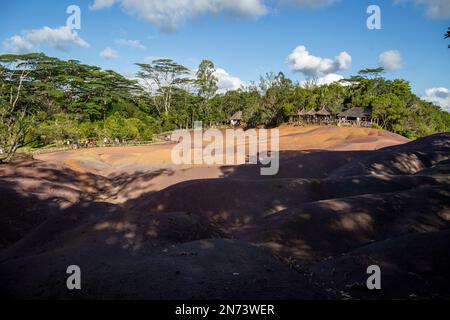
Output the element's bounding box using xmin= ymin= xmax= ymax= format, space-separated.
xmin=0 ymin=126 xmax=448 ymax=300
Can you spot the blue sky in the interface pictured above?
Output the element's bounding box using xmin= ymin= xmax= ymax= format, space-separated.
xmin=0 ymin=0 xmax=449 ymax=109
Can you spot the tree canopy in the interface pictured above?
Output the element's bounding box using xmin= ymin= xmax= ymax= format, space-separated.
xmin=0 ymin=53 xmax=449 ymax=162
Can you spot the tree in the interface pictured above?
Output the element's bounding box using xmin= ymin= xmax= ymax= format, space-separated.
xmin=35 ymin=113 xmax=78 ymax=145
xmin=372 ymin=93 xmax=408 ymax=132
xmin=0 ymin=53 xmax=144 ymax=160
xmin=318 ymin=83 xmax=346 ymax=115
xmin=258 ymin=72 xmax=294 ymax=126
xmin=136 ymin=59 xmax=190 ymax=116
xmin=0 ymin=54 xmax=47 ymax=162
xmin=358 ymin=67 xmax=385 ymax=79
xmin=1 ymin=52 xmax=449 ymax=157
xmin=446 ymin=27 xmax=450 ymax=48
xmin=195 ymin=60 xmax=219 ymax=126
xmin=196 ymin=60 xmax=218 ymax=101
xmin=64 ymin=65 xmax=139 ymax=121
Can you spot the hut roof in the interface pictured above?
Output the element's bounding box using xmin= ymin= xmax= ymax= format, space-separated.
xmin=298 ymin=109 xmax=307 ymax=116
xmin=316 ymin=106 xmax=331 ymax=116
xmin=338 ymin=107 xmax=371 ymax=118
xmin=230 ymin=111 xmax=243 ymax=121
xmin=305 ymin=109 xmax=317 ymax=116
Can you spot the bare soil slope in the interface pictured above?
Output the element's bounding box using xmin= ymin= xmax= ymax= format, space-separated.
xmin=1 ymin=126 xmax=448 ymax=299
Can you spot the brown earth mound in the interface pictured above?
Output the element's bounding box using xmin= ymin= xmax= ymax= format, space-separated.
xmin=0 ymin=126 xmax=449 ymax=300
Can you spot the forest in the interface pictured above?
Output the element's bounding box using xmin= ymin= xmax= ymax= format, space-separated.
xmin=1 ymin=53 xmax=449 ymax=162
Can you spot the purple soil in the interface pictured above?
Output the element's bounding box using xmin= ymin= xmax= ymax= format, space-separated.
xmin=0 ymin=129 xmax=449 ymax=300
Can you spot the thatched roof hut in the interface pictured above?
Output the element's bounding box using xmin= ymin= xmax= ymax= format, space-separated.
xmin=316 ymin=106 xmax=331 ymax=116
xmin=230 ymin=111 xmax=243 ymax=121
xmin=338 ymin=107 xmax=371 ymax=119
xmin=298 ymin=109 xmax=307 ymax=116
xmin=305 ymin=109 xmax=317 ymax=116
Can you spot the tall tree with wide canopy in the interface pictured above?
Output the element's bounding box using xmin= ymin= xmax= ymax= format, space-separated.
xmin=0 ymin=53 xmax=49 ymax=162
xmin=0 ymin=53 xmax=141 ymax=161
xmin=358 ymin=67 xmax=385 ymax=79
xmin=1 ymin=53 xmax=449 ymax=158
xmin=136 ymin=59 xmax=190 ymax=116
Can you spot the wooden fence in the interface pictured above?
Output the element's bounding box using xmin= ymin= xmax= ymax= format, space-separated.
xmin=26 ymin=140 xmax=170 ymax=156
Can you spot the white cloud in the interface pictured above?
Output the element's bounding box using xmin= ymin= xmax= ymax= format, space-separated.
xmin=90 ymin=0 xmax=118 ymax=10
xmin=299 ymin=73 xmax=346 ymax=87
xmin=143 ymin=56 xmax=165 ymax=63
xmin=394 ymin=0 xmax=450 ymax=19
xmin=90 ymin=0 xmax=268 ymax=31
xmin=423 ymin=87 xmax=450 ymax=111
xmin=26 ymin=27 xmax=90 ymax=50
xmin=279 ymin=0 xmax=338 ymax=8
xmin=214 ymin=68 xmax=246 ymax=93
xmin=378 ymin=50 xmax=402 ymax=71
xmin=100 ymin=47 xmax=119 ymax=59
xmin=115 ymin=38 xmax=146 ymax=49
xmin=2 ymin=26 xmax=89 ymax=53
xmin=316 ymin=73 xmax=344 ymax=85
xmin=2 ymin=35 xmax=34 ymax=54
xmin=287 ymin=45 xmax=352 ymax=78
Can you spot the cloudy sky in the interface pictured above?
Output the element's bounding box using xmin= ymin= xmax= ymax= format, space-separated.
xmin=1 ymin=0 xmax=449 ymax=110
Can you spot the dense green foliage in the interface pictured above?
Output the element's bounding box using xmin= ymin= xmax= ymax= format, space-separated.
xmin=0 ymin=53 xmax=449 ymax=161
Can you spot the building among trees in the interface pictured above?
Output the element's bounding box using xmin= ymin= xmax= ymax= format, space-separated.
xmin=291 ymin=106 xmax=376 ymax=127
xmin=316 ymin=106 xmax=332 ymax=124
xmin=337 ymin=107 xmax=375 ymax=127
xmin=1 ymin=53 xmax=449 ymax=162
xmin=230 ymin=111 xmax=243 ymax=126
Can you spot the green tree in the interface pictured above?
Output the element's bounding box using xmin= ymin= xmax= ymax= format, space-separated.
xmin=1 ymin=52 xmax=449 ymax=158
xmin=258 ymin=72 xmax=294 ymax=126
xmin=136 ymin=59 xmax=190 ymax=116
xmin=358 ymin=67 xmax=385 ymax=79
xmin=372 ymin=93 xmax=408 ymax=132
xmin=317 ymin=83 xmax=346 ymax=115
xmin=195 ymin=60 xmax=219 ymax=126
xmin=196 ymin=60 xmax=218 ymax=101
xmin=0 ymin=54 xmax=50 ymax=161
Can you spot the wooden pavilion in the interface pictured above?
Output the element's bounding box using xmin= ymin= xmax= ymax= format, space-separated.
xmin=230 ymin=111 xmax=243 ymax=126
xmin=337 ymin=107 xmax=374 ymax=127
xmin=316 ymin=106 xmax=332 ymax=124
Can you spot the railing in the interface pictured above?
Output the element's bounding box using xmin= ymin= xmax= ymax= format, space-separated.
xmin=337 ymin=120 xmax=373 ymax=128
xmin=291 ymin=118 xmax=337 ymax=126
xmin=290 ymin=118 xmax=374 ymax=128
xmin=27 ymin=139 xmax=170 ymax=156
